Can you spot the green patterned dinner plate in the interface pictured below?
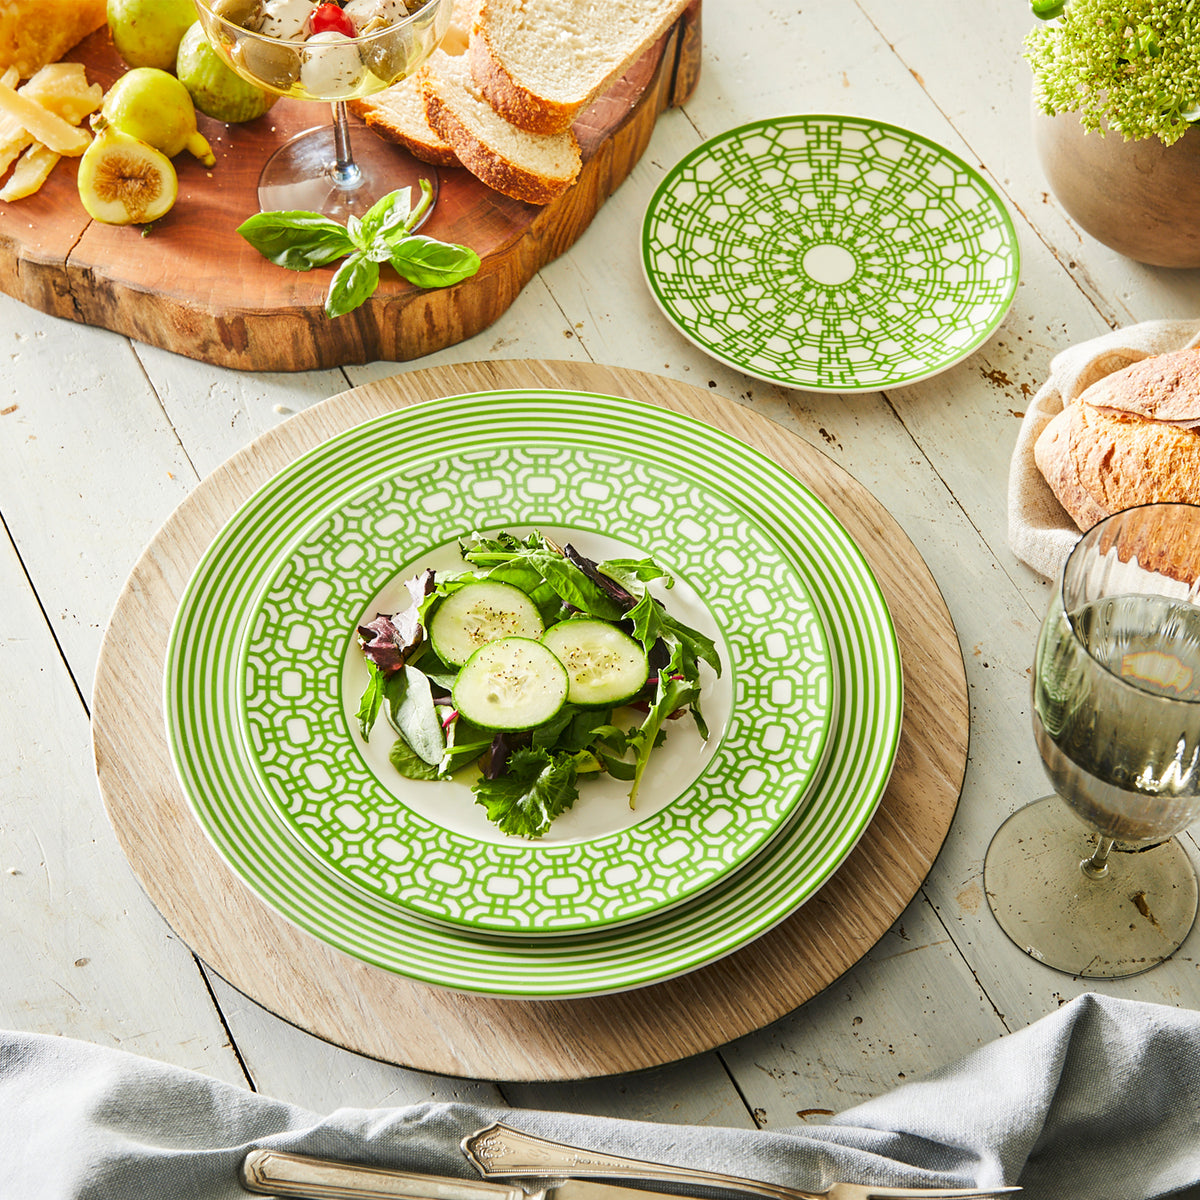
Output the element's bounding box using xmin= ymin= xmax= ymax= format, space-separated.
xmin=642 ymin=114 xmax=1021 ymax=394
xmin=236 ymin=444 xmax=834 ymax=935
xmin=164 ymin=391 xmax=902 ymax=998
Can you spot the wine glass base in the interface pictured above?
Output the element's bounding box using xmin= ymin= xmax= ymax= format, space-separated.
xmin=984 ymin=796 xmax=1199 ymax=978
xmin=257 ymin=123 xmax=439 ymax=225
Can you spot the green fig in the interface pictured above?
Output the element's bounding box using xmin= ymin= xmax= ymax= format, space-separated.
xmin=176 ymin=22 xmax=277 ymax=122
xmin=78 ymin=126 xmax=178 ymax=224
xmin=99 ymin=67 xmax=216 ymax=166
xmin=107 ymin=0 xmax=199 ymax=70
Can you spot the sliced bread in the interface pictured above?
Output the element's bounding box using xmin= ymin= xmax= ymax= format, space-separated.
xmin=351 ymin=75 xmax=462 ymax=167
xmin=469 ymin=0 xmax=692 ymax=135
xmin=422 ymin=48 xmax=581 ymax=204
xmin=349 ymin=0 xmax=475 ymax=167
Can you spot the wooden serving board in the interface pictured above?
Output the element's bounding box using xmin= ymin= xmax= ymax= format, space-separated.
xmin=92 ymin=361 xmax=968 ymax=1082
xmin=0 ymin=8 xmax=700 ymax=372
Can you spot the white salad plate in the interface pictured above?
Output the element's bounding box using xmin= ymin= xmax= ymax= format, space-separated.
xmin=164 ymin=390 xmax=903 ymax=998
xmin=641 ymin=114 xmax=1021 ymax=394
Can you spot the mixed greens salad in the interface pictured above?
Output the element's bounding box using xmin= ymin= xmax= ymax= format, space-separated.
xmin=354 ymin=530 xmax=721 ymax=839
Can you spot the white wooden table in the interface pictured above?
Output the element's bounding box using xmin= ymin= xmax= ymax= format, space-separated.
xmin=2 ymin=0 xmax=1198 ymax=1128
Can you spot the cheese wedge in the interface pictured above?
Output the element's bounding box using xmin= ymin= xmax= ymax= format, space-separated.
xmin=0 ymin=0 xmax=106 ymax=80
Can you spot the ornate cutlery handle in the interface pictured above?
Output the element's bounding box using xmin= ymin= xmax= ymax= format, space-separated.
xmin=461 ymin=1124 xmax=820 ymax=1200
xmin=460 ymin=1125 xmax=1019 ymax=1200
xmin=242 ymin=1149 xmax=531 ymax=1200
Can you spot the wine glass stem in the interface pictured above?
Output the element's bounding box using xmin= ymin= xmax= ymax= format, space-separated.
xmin=330 ymin=101 xmax=363 ymax=191
xmin=1081 ymin=834 xmax=1115 ymax=880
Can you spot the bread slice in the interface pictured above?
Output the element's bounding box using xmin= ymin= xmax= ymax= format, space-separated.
xmin=350 ymin=0 xmax=475 ymax=167
xmin=352 ymin=75 xmax=462 ymax=167
xmin=422 ymin=49 xmax=581 ymax=203
xmin=469 ymin=0 xmax=692 ymax=135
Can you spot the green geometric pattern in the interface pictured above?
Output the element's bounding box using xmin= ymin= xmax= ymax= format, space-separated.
xmin=240 ymin=444 xmax=833 ymax=934
xmin=642 ymin=115 xmax=1021 ymax=393
xmin=164 ymin=391 xmax=904 ymax=998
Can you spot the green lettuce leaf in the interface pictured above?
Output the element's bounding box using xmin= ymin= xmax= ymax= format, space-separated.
xmin=472 ymin=747 xmax=580 ymax=838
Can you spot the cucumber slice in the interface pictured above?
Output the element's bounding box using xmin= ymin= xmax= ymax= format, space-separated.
xmin=540 ymin=618 xmax=649 ymax=708
xmin=452 ymin=636 xmax=569 ymax=731
xmin=428 ymin=580 xmax=544 ymax=667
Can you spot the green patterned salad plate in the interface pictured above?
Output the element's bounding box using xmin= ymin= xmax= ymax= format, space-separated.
xmin=642 ymin=114 xmax=1020 ymax=394
xmin=237 ymin=456 xmax=834 ymax=936
xmin=164 ymin=391 xmax=903 ymax=998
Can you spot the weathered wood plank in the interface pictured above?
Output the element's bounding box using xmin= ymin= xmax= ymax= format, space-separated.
xmin=0 ymin=517 xmax=245 ymax=1080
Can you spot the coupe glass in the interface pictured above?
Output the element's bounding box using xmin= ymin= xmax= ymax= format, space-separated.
xmin=985 ymin=502 xmax=1200 ymax=978
xmin=192 ymin=0 xmax=451 ymax=221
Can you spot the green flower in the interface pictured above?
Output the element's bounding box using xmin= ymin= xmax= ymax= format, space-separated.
xmin=1025 ymin=0 xmax=1200 ymax=144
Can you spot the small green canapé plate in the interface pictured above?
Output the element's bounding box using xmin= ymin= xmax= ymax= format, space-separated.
xmin=642 ymin=114 xmax=1020 ymax=394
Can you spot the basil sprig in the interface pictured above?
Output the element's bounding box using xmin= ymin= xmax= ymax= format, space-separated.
xmin=237 ymin=180 xmax=481 ymax=318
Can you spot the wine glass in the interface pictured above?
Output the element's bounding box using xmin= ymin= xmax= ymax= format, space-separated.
xmin=985 ymin=502 xmax=1200 ymax=978
xmin=191 ymin=0 xmax=452 ymax=222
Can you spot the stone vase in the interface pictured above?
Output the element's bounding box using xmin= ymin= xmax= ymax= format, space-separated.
xmin=1032 ymin=102 xmax=1200 ymax=268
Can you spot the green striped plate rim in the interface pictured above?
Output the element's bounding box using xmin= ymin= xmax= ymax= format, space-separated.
xmin=164 ymin=391 xmax=902 ymax=998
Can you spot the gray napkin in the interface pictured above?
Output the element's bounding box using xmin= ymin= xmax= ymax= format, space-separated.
xmin=2 ymin=993 xmax=1199 ymax=1200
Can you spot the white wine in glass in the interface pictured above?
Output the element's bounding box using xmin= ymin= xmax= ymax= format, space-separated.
xmin=986 ymin=502 xmax=1200 ymax=978
xmin=192 ymin=0 xmax=452 ymax=221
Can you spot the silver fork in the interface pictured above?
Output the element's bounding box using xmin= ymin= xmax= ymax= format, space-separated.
xmin=460 ymin=1122 xmax=1020 ymax=1200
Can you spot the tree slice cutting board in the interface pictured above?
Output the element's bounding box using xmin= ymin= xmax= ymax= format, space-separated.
xmin=92 ymin=360 xmax=969 ymax=1083
xmin=0 ymin=6 xmax=700 ymax=372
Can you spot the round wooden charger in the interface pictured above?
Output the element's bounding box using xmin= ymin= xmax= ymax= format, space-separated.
xmin=92 ymin=361 xmax=967 ymax=1082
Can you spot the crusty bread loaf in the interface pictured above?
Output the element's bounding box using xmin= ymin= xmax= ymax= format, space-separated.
xmin=1034 ymin=347 xmax=1200 ymax=531
xmin=422 ymin=48 xmax=580 ymax=203
xmin=350 ymin=0 xmax=474 ymax=167
xmin=0 ymin=0 xmax=105 ymax=79
xmin=469 ymin=0 xmax=691 ymax=135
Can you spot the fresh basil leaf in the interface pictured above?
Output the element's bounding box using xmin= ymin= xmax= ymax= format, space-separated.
xmin=529 ymin=552 xmax=626 ymax=620
xmin=388 ymin=235 xmax=482 ymax=289
xmin=481 ymin=562 xmax=564 ymax=623
xmin=325 ymin=250 xmax=379 ymax=318
xmin=362 ymin=186 xmax=412 ymax=242
xmin=237 ymin=211 xmax=353 ymax=270
xmin=385 ymin=665 xmax=445 ymax=766
xmin=345 ymin=213 xmax=364 ymax=248
xmin=389 ymin=734 xmax=442 ymax=780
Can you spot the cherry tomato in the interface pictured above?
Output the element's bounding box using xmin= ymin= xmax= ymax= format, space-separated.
xmin=310 ymin=3 xmax=356 ymax=36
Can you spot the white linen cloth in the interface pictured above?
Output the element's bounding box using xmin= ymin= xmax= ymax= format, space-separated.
xmin=2 ymin=993 xmax=1199 ymax=1200
xmin=1007 ymin=317 xmax=1200 ymax=579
